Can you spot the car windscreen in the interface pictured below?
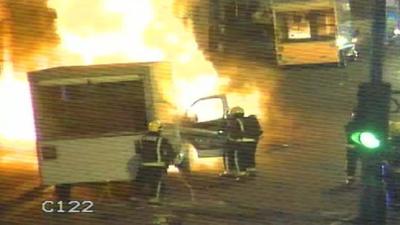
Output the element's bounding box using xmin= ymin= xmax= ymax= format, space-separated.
xmin=35 ymin=79 xmax=147 ymax=140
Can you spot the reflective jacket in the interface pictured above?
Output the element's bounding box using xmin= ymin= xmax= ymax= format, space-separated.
xmin=135 ymin=132 xmax=175 ymax=167
xmin=227 ymin=115 xmax=263 ymax=142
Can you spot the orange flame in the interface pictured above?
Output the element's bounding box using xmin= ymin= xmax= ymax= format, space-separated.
xmin=48 ymin=0 xmax=163 ymax=65
xmin=48 ymin=0 xmax=230 ymax=113
xmin=0 ymin=50 xmax=37 ymax=166
xmin=187 ymin=145 xmax=223 ymax=172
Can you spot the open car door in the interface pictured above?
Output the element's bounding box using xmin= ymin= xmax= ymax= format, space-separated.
xmin=179 ymin=95 xmax=229 ymax=158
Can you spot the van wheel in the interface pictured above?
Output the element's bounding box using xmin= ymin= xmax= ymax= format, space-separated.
xmin=338 ymin=51 xmax=348 ymax=68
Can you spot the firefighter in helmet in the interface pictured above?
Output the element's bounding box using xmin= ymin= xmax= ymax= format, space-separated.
xmin=222 ymin=106 xmax=262 ymax=180
xmin=130 ymin=120 xmax=175 ymax=204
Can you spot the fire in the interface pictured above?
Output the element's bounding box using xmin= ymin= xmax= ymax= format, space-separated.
xmin=227 ymin=89 xmax=265 ymax=121
xmin=144 ymin=0 xmax=229 ymax=113
xmin=0 ymin=0 xmax=265 ymax=169
xmin=48 ymin=0 xmax=230 ymax=110
xmin=0 ymin=68 xmax=35 ymax=141
xmin=46 ymin=0 xmax=263 ymax=169
xmin=187 ymin=145 xmax=223 ymax=172
xmin=168 ymin=144 xmax=223 ymax=173
xmin=0 ymin=50 xmax=36 ymax=166
xmin=47 ymin=0 xmax=163 ymax=65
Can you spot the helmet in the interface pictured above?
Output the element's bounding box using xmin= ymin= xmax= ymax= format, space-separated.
xmin=148 ymin=120 xmax=162 ymax=132
xmin=230 ymin=106 xmax=244 ymax=117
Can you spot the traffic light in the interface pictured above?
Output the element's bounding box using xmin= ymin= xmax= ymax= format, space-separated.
xmin=349 ymin=82 xmax=391 ymax=153
xmin=350 ymin=131 xmax=381 ymax=150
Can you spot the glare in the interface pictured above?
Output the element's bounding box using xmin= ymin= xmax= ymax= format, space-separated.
xmin=336 ymin=35 xmax=348 ymax=47
xmin=0 ymin=51 xmax=36 ymax=144
xmin=360 ymin=132 xmax=381 ymax=149
xmin=49 ymin=0 xmax=159 ymax=64
xmin=167 ymin=165 xmax=180 ymax=173
xmin=187 ymin=145 xmax=223 ymax=172
xmin=0 ymin=52 xmax=37 ymax=165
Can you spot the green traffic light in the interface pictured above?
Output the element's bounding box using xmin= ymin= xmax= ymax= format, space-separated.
xmin=359 ymin=132 xmax=381 ymax=149
xmin=350 ymin=131 xmax=381 ymax=149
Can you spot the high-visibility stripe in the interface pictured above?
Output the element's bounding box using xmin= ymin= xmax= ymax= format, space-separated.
xmin=236 ymin=118 xmax=257 ymax=142
xmin=142 ymin=162 xmax=166 ymax=167
xmin=228 ymin=138 xmax=256 ymax=142
xmin=237 ymin=118 xmax=245 ymax=132
xmin=155 ymin=179 xmax=162 ymax=200
xmin=234 ymin=150 xmax=240 ymax=173
xmin=224 ymin=153 xmax=229 ymax=171
xmin=240 ymin=138 xmax=257 ymax=142
xmin=247 ymin=168 xmax=256 ymax=172
xmin=156 ymin=137 xmax=163 ymax=163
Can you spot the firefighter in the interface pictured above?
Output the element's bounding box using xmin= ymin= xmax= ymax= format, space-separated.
xmin=130 ymin=120 xmax=175 ymax=204
xmin=240 ymin=114 xmax=263 ymax=176
xmin=221 ymin=106 xmax=244 ymax=178
xmin=222 ymin=106 xmax=262 ymax=180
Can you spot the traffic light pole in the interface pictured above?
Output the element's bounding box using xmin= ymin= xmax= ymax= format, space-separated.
xmin=370 ymin=0 xmax=386 ymax=83
xmin=357 ymin=0 xmax=389 ymax=224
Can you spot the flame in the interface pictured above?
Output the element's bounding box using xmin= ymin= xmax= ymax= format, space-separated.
xmin=45 ymin=0 xmax=263 ymax=170
xmin=48 ymin=0 xmax=163 ymax=65
xmin=227 ymin=89 xmax=265 ymax=121
xmin=48 ymin=0 xmax=229 ymax=111
xmin=0 ymin=0 xmax=262 ymax=170
xmin=0 ymin=50 xmax=37 ymax=166
xmin=187 ymin=145 xmax=223 ymax=172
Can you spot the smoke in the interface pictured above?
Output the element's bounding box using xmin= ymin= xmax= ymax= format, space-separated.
xmin=2 ymin=0 xmax=59 ymax=71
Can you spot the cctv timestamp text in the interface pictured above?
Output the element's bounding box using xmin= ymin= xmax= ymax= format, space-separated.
xmin=42 ymin=200 xmax=94 ymax=213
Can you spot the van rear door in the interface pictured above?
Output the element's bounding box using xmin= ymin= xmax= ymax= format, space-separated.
xmin=32 ymin=74 xmax=147 ymax=185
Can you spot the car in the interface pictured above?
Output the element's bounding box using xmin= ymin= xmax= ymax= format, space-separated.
xmin=177 ymin=94 xmax=263 ymax=173
xmin=177 ymin=95 xmax=230 ymax=171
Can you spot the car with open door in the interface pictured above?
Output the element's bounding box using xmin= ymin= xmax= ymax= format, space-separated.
xmin=177 ymin=94 xmax=230 ymax=171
